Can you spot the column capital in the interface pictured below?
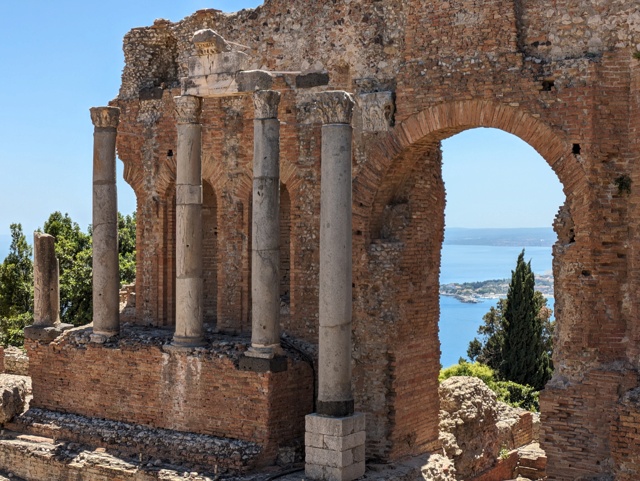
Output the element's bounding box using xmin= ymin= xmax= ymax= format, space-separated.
xmin=90 ymin=107 xmax=120 ymax=129
xmin=253 ymin=90 xmax=281 ymax=120
xmin=174 ymin=95 xmax=202 ymax=124
xmin=315 ymin=91 xmax=355 ymax=125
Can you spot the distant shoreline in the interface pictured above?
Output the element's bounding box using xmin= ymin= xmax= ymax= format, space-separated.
xmin=440 ymin=274 xmax=554 ymax=303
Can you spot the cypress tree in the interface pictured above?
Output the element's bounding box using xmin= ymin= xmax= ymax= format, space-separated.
xmin=500 ymin=249 xmax=551 ymax=390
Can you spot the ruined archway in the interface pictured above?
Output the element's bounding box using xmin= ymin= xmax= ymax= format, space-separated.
xmin=352 ymin=100 xmax=589 ymax=463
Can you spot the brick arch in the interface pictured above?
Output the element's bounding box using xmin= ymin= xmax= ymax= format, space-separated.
xmin=354 ymin=100 xmax=586 ymax=239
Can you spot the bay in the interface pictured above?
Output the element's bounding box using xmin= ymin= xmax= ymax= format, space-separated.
xmin=439 ymin=244 xmax=554 ymax=368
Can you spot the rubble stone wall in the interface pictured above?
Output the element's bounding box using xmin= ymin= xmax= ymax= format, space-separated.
xmin=24 ymin=0 xmax=639 ymax=476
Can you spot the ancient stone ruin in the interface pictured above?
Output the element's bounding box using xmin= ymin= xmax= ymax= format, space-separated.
xmin=5 ymin=0 xmax=640 ymax=479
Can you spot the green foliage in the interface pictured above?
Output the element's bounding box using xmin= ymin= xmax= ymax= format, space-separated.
xmin=440 ymin=360 xmax=540 ymax=411
xmin=491 ymin=380 xmax=539 ymax=411
xmin=0 ymin=312 xmax=32 ymax=347
xmin=44 ymin=212 xmax=93 ymax=326
xmin=0 ymin=212 xmax=137 ymax=344
xmin=468 ymin=250 xmax=553 ymax=391
xmin=501 ymin=250 xmax=552 ymax=390
xmin=0 ymin=224 xmax=34 ymax=347
xmin=439 ymin=360 xmax=496 ymax=386
xmin=633 ymin=50 xmax=640 ymax=60
xmin=0 ymin=224 xmax=33 ymax=318
xmin=118 ymin=212 xmax=137 ymax=286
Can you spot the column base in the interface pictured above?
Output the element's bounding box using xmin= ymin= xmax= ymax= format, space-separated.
xmin=244 ymin=344 xmax=284 ymax=359
xmin=305 ymin=413 xmax=366 ymax=481
xmin=239 ymin=353 xmax=288 ymax=373
xmin=171 ymin=335 xmax=206 ymax=348
xmin=24 ymin=323 xmax=73 ymax=342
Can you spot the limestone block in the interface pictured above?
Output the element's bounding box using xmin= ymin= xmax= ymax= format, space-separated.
xmin=237 ymin=70 xmax=275 ymax=93
xmin=305 ymin=413 xmax=366 ymax=481
xmin=0 ymin=375 xmax=29 ymax=425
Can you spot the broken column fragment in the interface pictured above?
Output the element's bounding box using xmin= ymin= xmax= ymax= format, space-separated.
xmin=90 ymin=106 xmax=121 ymax=342
xmin=24 ymin=232 xmax=71 ymax=342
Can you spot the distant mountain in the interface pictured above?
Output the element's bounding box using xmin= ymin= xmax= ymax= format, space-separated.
xmin=444 ymin=227 xmax=555 ymax=247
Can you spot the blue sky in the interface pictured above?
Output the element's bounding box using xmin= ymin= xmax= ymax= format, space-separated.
xmin=0 ymin=1 xmax=564 ymax=256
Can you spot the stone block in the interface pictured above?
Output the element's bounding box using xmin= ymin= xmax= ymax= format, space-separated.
xmin=305 ymin=431 xmax=325 ymax=448
xmin=306 ymin=412 xmax=365 ymax=437
xmin=306 ymin=445 xmax=353 ymax=468
xmin=323 ymin=431 xmax=366 ymax=451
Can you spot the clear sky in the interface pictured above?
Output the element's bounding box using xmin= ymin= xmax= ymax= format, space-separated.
xmin=0 ymin=0 xmax=564 ymax=254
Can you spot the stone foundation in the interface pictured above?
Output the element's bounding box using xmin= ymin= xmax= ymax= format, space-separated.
xmin=305 ymin=413 xmax=366 ymax=481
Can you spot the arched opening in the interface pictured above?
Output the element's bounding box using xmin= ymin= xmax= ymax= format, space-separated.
xmin=279 ymin=183 xmax=291 ymax=326
xmin=202 ymin=180 xmax=218 ymax=326
xmin=439 ymin=127 xmax=564 ymax=370
xmin=352 ymin=101 xmax=585 ymax=463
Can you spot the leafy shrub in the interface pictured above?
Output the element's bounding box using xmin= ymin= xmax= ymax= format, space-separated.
xmin=439 ymin=360 xmax=496 ymax=386
xmin=439 ymin=360 xmax=540 ymax=411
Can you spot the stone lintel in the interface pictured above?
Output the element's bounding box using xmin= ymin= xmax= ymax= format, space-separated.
xmin=253 ymin=90 xmax=281 ymax=120
xmin=315 ymin=91 xmax=355 ymax=125
xmin=305 ymin=413 xmax=366 ymax=481
xmin=296 ymin=71 xmax=330 ymax=89
xmin=24 ymin=323 xmax=73 ymax=342
xmin=174 ymin=96 xmax=202 ymax=124
xmin=237 ymin=70 xmax=275 ymax=92
xmin=239 ymin=354 xmax=288 ymax=373
xmin=90 ymin=107 xmax=120 ymax=129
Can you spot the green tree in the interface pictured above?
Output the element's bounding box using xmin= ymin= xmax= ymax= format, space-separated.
xmin=467 ymin=298 xmax=507 ymax=371
xmin=501 ymin=250 xmax=552 ymax=390
xmin=0 ymin=224 xmax=34 ymax=346
xmin=468 ymin=251 xmax=554 ymax=390
xmin=43 ymin=212 xmax=93 ymax=326
xmin=118 ymin=212 xmax=136 ymax=286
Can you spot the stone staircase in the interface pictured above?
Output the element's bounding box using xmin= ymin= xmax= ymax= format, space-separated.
xmin=514 ymin=443 xmax=547 ymax=480
xmin=0 ymin=408 xmax=266 ymax=480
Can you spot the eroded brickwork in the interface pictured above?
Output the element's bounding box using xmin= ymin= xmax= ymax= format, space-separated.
xmin=25 ymin=0 xmax=640 ymax=477
xmin=27 ymin=328 xmax=313 ymax=465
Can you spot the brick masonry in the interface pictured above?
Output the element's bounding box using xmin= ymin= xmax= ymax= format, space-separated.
xmin=26 ymin=327 xmax=313 ymax=466
xmin=23 ymin=0 xmax=640 ymax=478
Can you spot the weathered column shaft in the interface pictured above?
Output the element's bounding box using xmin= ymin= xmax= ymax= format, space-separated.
xmin=174 ymin=95 xmax=204 ymax=347
xmin=33 ymin=232 xmax=60 ymax=327
xmin=249 ymin=90 xmax=282 ymax=358
xmin=305 ymin=91 xmax=364 ymax=481
xmin=317 ymin=92 xmax=356 ymax=417
xmin=90 ymin=107 xmax=120 ymax=337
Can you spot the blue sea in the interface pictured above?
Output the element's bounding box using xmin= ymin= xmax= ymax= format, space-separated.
xmin=439 ymin=244 xmax=554 ymax=368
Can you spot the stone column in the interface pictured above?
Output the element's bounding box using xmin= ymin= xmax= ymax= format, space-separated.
xmin=90 ymin=106 xmax=120 ymax=341
xmin=173 ymin=95 xmax=205 ymax=347
xmin=24 ymin=233 xmax=71 ymax=342
xmin=244 ymin=90 xmax=284 ymax=365
xmin=305 ymin=92 xmax=365 ymax=481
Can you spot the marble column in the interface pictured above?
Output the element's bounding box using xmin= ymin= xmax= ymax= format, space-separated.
xmin=247 ymin=90 xmax=282 ymax=359
xmin=305 ymin=91 xmax=364 ymax=481
xmin=90 ymin=106 xmax=120 ymax=340
xmin=317 ymin=91 xmax=356 ymax=417
xmin=173 ymin=95 xmax=205 ymax=347
xmin=24 ymin=233 xmax=71 ymax=342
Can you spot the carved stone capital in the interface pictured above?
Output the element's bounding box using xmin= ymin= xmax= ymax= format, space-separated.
xmin=174 ymin=96 xmax=202 ymax=124
xmin=358 ymin=91 xmax=395 ymax=132
xmin=90 ymin=107 xmax=120 ymax=129
xmin=253 ymin=90 xmax=281 ymax=120
xmin=314 ymin=91 xmax=355 ymax=125
xmin=192 ymin=29 xmax=231 ymax=55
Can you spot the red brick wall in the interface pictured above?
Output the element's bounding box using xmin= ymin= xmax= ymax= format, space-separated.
xmin=26 ymin=336 xmax=314 ymax=464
